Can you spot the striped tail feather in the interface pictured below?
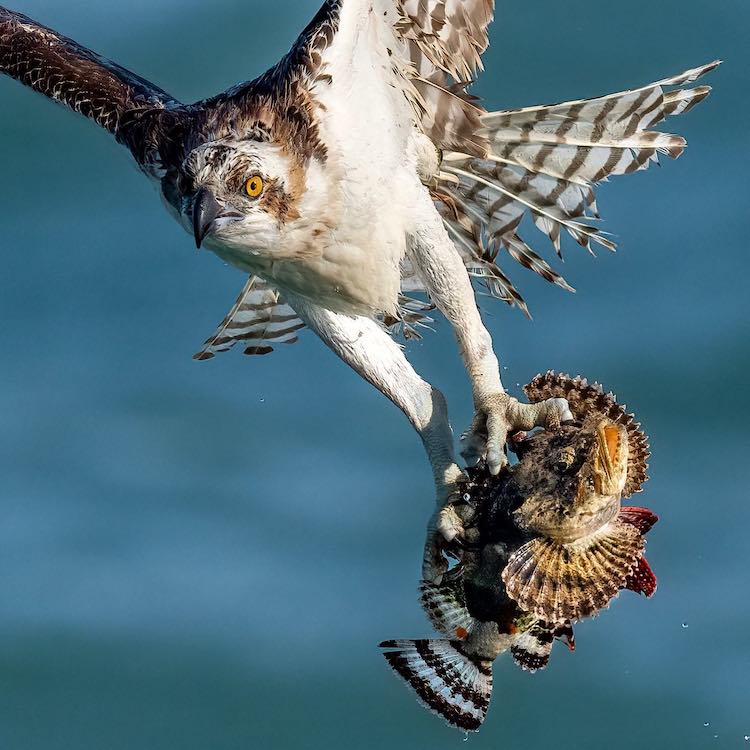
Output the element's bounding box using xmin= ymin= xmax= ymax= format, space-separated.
xmin=435 ymin=61 xmax=720 ymax=313
xmin=380 ymin=639 xmax=492 ymax=732
xmin=194 ymin=275 xmax=304 ymax=360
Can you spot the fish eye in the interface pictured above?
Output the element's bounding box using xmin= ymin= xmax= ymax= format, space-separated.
xmin=245 ymin=175 xmax=264 ymax=198
xmin=553 ymin=446 xmax=576 ymax=473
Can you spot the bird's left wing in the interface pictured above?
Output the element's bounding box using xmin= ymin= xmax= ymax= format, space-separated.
xmin=194 ymin=276 xmax=305 ymax=360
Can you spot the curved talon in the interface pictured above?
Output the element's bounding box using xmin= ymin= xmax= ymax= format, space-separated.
xmin=437 ymin=504 xmax=465 ymax=543
xmin=462 ymin=393 xmax=574 ymax=475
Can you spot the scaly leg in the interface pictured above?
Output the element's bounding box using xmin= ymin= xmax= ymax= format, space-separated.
xmin=283 ymin=292 xmax=463 ymax=581
xmin=409 ymin=189 xmax=573 ymax=540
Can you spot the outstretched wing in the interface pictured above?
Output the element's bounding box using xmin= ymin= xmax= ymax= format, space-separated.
xmin=385 ymin=1 xmax=494 ymax=156
xmin=194 ymin=277 xmax=305 ymax=361
xmin=0 ymin=6 xmax=187 ymax=174
xmin=395 ymin=0 xmax=494 ymax=82
xmin=434 ymin=61 xmax=720 ymax=314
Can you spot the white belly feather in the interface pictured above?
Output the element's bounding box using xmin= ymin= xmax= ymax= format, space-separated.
xmin=271 ymin=0 xmax=424 ymax=316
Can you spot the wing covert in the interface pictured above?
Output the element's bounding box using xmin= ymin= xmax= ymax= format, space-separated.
xmin=0 ymin=6 xmax=191 ymax=177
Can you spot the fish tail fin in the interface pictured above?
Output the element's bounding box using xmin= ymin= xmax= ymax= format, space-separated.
xmin=379 ymin=638 xmax=492 ymax=732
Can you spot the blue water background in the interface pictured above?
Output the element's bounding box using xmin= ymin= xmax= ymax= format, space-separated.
xmin=1 ymin=1 xmax=748 ymax=747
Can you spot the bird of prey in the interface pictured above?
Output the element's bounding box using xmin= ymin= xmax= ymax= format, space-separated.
xmin=0 ymin=3 xmax=717 ymax=579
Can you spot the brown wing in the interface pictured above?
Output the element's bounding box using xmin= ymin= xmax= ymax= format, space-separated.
xmin=0 ymin=6 xmax=187 ymax=173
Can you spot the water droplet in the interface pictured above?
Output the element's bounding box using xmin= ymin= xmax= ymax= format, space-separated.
xmin=463 ymin=493 xmax=471 ymax=502
xmin=463 ymin=732 xmax=469 ymax=742
xmin=681 ymin=622 xmax=689 ymax=629
xmin=260 ymin=398 xmax=265 ymax=403
xmin=704 ymin=722 xmax=710 ymax=727
xmin=743 ymin=735 xmax=749 ymax=741
xmin=713 ymin=734 xmax=719 ymax=740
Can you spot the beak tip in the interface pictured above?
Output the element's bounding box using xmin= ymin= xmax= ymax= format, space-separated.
xmin=192 ymin=187 xmax=221 ymax=250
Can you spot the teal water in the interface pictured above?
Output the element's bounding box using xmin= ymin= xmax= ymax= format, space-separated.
xmin=0 ymin=1 xmax=748 ymax=748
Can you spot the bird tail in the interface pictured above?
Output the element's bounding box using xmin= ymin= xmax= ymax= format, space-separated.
xmin=433 ymin=61 xmax=720 ymax=315
xmin=379 ymin=638 xmax=492 ymax=732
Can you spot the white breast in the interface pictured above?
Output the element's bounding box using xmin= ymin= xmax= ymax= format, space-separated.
xmin=272 ymin=0 xmax=425 ymax=317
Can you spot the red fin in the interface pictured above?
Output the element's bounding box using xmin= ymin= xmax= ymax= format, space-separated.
xmin=619 ymin=506 xmax=659 ymax=535
xmin=624 ymin=556 xmax=657 ymax=597
xmin=553 ymin=621 xmax=576 ymax=652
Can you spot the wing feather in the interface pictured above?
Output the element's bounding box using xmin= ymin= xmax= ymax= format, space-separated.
xmin=194 ymin=277 xmax=305 ymax=360
xmin=0 ymin=6 xmax=190 ymax=176
xmin=396 ymin=0 xmax=494 ymax=82
xmin=435 ymin=61 xmax=719 ymax=313
xmin=0 ymin=7 xmax=177 ymax=134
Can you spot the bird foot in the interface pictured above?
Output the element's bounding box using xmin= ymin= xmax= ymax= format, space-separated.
xmin=461 ymin=392 xmax=573 ymax=475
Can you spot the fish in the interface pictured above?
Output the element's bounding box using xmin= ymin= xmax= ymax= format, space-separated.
xmin=380 ymin=372 xmax=657 ymax=732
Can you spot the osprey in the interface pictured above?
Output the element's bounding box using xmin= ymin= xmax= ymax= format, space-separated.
xmin=0 ymin=3 xmax=716 ymax=579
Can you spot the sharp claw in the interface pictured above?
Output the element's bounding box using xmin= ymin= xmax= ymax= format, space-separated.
xmin=437 ymin=505 xmax=465 ymax=543
xmin=560 ymin=404 xmax=575 ymax=424
xmin=487 ymin=446 xmax=507 ymax=474
xmin=461 ymin=449 xmax=482 ymax=467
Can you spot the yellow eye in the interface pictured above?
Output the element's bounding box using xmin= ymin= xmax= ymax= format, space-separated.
xmin=245 ymin=175 xmax=264 ymax=198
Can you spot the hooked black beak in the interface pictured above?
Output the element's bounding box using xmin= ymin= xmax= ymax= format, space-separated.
xmin=192 ymin=187 xmax=222 ymax=249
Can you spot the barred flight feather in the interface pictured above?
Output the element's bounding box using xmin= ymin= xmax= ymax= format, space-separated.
xmin=396 ymin=0 xmax=495 ymax=82
xmin=385 ymin=295 xmax=436 ymax=341
xmin=194 ymin=276 xmax=304 ymax=360
xmin=434 ymin=61 xmax=719 ymax=313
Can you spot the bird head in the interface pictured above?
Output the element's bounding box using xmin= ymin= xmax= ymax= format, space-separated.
xmin=176 ymin=137 xmax=304 ymax=254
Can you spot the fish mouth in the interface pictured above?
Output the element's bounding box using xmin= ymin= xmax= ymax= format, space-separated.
xmin=595 ymin=421 xmax=628 ymax=494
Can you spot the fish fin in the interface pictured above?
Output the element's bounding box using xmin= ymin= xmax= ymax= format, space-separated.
xmin=502 ymin=520 xmax=645 ymax=621
xmin=624 ymin=555 xmax=657 ymax=597
xmin=524 ymin=371 xmax=650 ymax=496
xmin=511 ymin=621 xmax=575 ymax=673
xmin=379 ymin=639 xmax=492 ymax=732
xmin=619 ymin=506 xmax=659 ymax=535
xmin=419 ymin=580 xmax=476 ymax=640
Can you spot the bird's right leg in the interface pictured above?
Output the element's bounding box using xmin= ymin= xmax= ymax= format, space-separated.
xmin=284 ymin=293 xmax=462 ymax=582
